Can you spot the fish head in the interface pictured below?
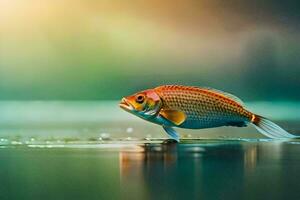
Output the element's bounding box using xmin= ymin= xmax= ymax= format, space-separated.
xmin=119 ymin=89 xmax=162 ymax=119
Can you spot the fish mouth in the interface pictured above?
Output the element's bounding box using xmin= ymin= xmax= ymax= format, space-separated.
xmin=119 ymin=98 xmax=134 ymax=112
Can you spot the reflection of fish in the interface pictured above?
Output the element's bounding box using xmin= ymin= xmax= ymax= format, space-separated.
xmin=120 ymin=85 xmax=297 ymax=141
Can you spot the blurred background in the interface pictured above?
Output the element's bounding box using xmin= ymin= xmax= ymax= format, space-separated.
xmin=1 ymin=2 xmax=300 ymax=199
xmin=0 ymin=0 xmax=299 ymax=101
xmin=0 ymin=0 xmax=299 ymax=141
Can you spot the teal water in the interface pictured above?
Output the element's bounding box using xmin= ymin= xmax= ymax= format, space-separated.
xmin=1 ymin=140 xmax=300 ymax=200
xmin=0 ymin=101 xmax=300 ymax=200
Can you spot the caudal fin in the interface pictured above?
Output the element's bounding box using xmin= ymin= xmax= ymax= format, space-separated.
xmin=252 ymin=115 xmax=297 ymax=139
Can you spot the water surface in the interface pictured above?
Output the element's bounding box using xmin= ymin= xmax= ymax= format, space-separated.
xmin=0 ymin=101 xmax=299 ymax=200
xmin=1 ymin=140 xmax=300 ymax=200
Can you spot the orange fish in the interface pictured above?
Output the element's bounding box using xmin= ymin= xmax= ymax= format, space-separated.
xmin=119 ymin=85 xmax=297 ymax=142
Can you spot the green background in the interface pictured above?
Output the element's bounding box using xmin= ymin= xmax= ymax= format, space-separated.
xmin=0 ymin=0 xmax=299 ymax=101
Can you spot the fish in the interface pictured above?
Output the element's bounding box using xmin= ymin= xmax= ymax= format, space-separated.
xmin=119 ymin=85 xmax=297 ymax=142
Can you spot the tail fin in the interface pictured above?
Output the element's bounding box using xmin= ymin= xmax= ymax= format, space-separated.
xmin=251 ymin=115 xmax=297 ymax=139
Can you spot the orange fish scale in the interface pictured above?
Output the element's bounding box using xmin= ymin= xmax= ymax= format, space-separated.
xmin=155 ymin=85 xmax=252 ymax=129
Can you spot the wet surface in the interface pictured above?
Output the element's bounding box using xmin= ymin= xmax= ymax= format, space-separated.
xmin=1 ymin=139 xmax=300 ymax=200
xmin=0 ymin=101 xmax=299 ymax=200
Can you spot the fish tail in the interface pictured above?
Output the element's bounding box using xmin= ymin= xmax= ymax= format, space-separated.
xmin=251 ymin=114 xmax=298 ymax=139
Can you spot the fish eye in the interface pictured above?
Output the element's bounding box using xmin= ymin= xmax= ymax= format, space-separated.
xmin=135 ymin=94 xmax=145 ymax=103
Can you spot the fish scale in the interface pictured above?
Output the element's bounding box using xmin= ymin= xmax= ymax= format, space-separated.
xmin=155 ymin=85 xmax=252 ymax=129
xmin=120 ymin=84 xmax=297 ymax=140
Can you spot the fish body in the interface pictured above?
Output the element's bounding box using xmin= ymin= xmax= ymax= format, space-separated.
xmin=154 ymin=85 xmax=251 ymax=129
xmin=120 ymin=85 xmax=297 ymax=141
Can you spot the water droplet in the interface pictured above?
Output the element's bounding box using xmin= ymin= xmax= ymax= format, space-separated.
xmin=192 ymin=147 xmax=204 ymax=152
xmin=11 ymin=141 xmax=22 ymax=145
xmin=126 ymin=127 xmax=133 ymax=133
xmin=153 ymin=146 xmax=162 ymax=152
xmin=126 ymin=137 xmax=132 ymax=140
xmin=145 ymin=134 xmax=152 ymax=140
xmin=100 ymin=133 xmax=110 ymax=140
xmin=0 ymin=138 xmax=9 ymax=145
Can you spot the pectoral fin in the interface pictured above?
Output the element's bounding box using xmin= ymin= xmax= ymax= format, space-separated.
xmin=163 ymin=126 xmax=180 ymax=142
xmin=159 ymin=109 xmax=186 ymax=126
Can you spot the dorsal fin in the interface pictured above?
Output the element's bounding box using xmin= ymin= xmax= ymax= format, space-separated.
xmin=202 ymin=87 xmax=244 ymax=105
